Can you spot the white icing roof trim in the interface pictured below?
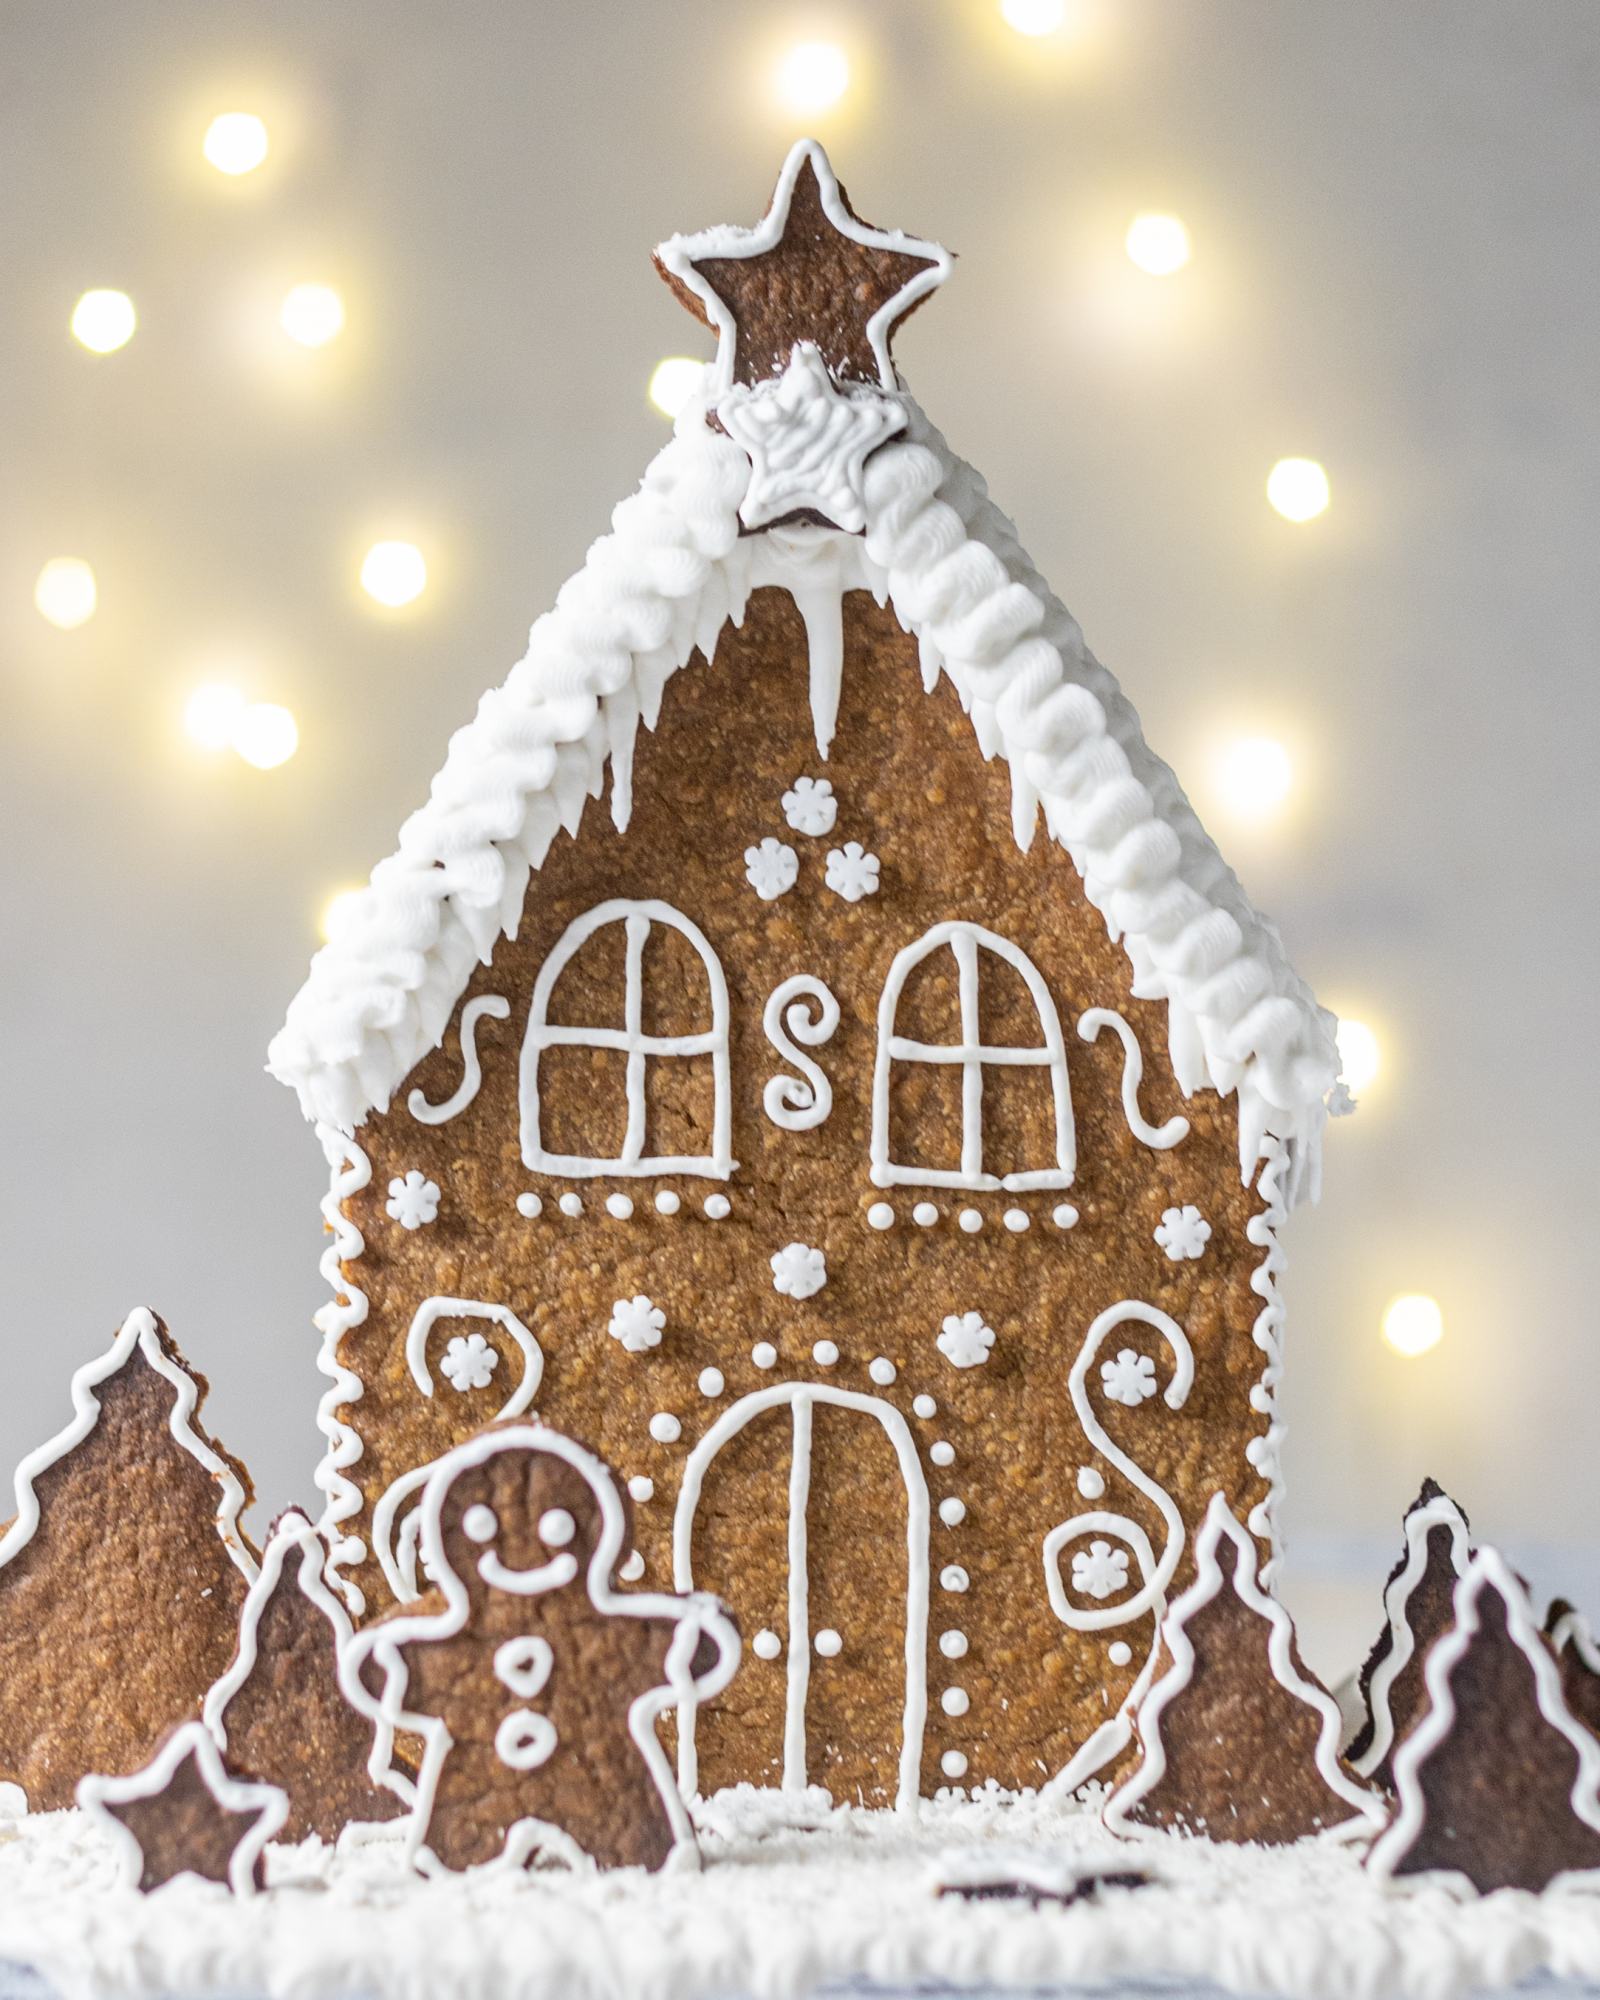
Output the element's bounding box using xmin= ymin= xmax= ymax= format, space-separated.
xmin=268 ymin=396 xmax=1338 ymax=1202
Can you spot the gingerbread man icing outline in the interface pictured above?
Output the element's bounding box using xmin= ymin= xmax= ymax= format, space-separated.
xmin=339 ymin=1421 xmax=740 ymax=1874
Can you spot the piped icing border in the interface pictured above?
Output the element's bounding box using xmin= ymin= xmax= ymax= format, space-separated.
xmin=311 ymin=1125 xmax=372 ymax=1612
xmin=268 ymin=393 xmax=1337 ymax=1203
xmin=1103 ymin=1493 xmax=1386 ymax=1842
xmin=0 ymin=1305 xmax=255 ymax=1582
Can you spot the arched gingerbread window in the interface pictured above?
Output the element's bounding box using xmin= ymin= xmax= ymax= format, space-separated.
xmin=519 ymin=898 xmax=734 ymax=1179
xmin=870 ymin=920 xmax=1074 ymax=1191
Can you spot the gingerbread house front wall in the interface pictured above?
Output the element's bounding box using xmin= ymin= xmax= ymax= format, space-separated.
xmin=329 ymin=587 xmax=1276 ymax=1805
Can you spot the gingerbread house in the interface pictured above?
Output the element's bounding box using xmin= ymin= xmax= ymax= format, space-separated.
xmin=268 ymin=141 xmax=1340 ymax=1810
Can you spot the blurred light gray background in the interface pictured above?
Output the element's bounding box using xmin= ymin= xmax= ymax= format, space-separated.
xmin=3 ymin=0 xmax=1596 ymax=1678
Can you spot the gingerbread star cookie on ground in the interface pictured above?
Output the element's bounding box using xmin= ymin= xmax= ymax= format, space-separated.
xmin=1367 ymin=1549 xmax=1600 ymax=1893
xmin=202 ymin=1508 xmax=408 ymax=1844
xmin=0 ymin=1308 xmax=256 ymax=1810
xmin=341 ymin=1420 xmax=739 ymax=1873
xmin=1105 ymin=1495 xmax=1386 ymax=1844
xmin=78 ymin=1722 xmax=287 ymax=1894
xmin=1347 ymin=1478 xmax=1474 ymax=1789
xmin=1545 ymin=1599 xmax=1600 ymax=1743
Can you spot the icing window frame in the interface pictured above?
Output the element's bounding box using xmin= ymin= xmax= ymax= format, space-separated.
xmin=870 ymin=919 xmax=1075 ymax=1192
xmin=519 ymin=897 xmax=736 ymax=1180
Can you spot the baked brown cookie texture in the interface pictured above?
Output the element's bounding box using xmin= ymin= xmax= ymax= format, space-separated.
xmin=202 ymin=1509 xmax=406 ymax=1844
xmin=1346 ymin=1479 xmax=1474 ymax=1790
xmin=1545 ymin=1599 xmax=1600 ymax=1742
xmin=1105 ymin=1496 xmax=1385 ymax=1845
xmin=78 ymin=1722 xmax=286 ymax=1895
xmin=341 ymin=1421 xmax=738 ymax=1873
xmin=1367 ymin=1551 xmax=1600 ymax=1894
xmin=0 ymin=1309 xmax=256 ymax=1811
xmin=654 ymin=140 xmax=947 ymax=391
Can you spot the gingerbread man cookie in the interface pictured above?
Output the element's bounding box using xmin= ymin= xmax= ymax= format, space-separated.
xmin=341 ymin=1420 xmax=739 ymax=1872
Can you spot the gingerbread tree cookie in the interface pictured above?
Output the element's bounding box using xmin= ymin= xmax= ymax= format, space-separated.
xmin=1346 ymin=1479 xmax=1474 ymax=1789
xmin=341 ymin=1420 xmax=739 ymax=1872
xmin=202 ymin=1509 xmax=408 ymax=1844
xmin=0 ymin=1308 xmax=256 ymax=1810
xmin=1545 ymin=1599 xmax=1600 ymax=1742
xmin=79 ymin=1722 xmax=287 ymax=1895
xmin=1104 ymin=1495 xmax=1385 ymax=1844
xmin=1367 ymin=1549 xmax=1600 ymax=1893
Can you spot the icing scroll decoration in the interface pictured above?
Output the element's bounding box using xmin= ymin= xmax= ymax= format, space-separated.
xmin=1042 ymin=1301 xmax=1194 ymax=1633
xmin=871 ymin=920 xmax=1074 ymax=1192
xmin=372 ymin=1298 xmax=546 ymax=1603
xmin=762 ymin=975 xmax=840 ymax=1132
xmin=520 ymin=898 xmax=736 ymax=1180
xmin=408 ymin=995 xmax=510 ymax=1126
xmin=674 ymin=1383 xmax=929 ymax=1811
xmin=1076 ymin=1009 xmax=1189 ymax=1150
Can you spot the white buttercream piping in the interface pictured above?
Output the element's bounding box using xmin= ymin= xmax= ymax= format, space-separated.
xmin=268 ymin=390 xmax=1335 ymax=1202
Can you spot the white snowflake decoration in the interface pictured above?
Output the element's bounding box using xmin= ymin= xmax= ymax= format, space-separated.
xmin=439 ymin=1332 xmax=499 ymax=1394
xmin=1070 ymin=1539 xmax=1130 ymax=1602
xmin=717 ymin=343 xmax=906 ymax=534
xmin=744 ymin=836 xmax=798 ymax=901
xmin=782 ymin=776 xmax=838 ymax=837
xmin=770 ymin=1242 xmax=827 ymax=1300
xmin=1154 ymin=1203 xmax=1211 ymax=1261
xmin=608 ymin=1295 xmax=665 ymax=1353
xmin=385 ymin=1170 xmax=440 ymax=1230
xmin=1100 ymin=1348 xmax=1158 ymax=1407
xmin=937 ymin=1312 xmax=995 ymax=1370
xmin=825 ymin=841 xmax=880 ymax=903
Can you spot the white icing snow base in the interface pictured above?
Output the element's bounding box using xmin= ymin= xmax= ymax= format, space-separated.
xmin=3 ymin=1789 xmax=1600 ymax=2000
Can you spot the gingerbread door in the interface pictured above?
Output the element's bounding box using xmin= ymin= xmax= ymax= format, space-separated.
xmin=674 ymin=1383 xmax=928 ymax=1808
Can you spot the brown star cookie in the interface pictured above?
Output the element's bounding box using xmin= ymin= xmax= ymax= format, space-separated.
xmin=202 ymin=1508 xmax=408 ymax=1844
xmin=0 ymin=1309 xmax=257 ymax=1810
xmin=1367 ymin=1550 xmax=1600 ymax=1893
xmin=1105 ymin=1494 xmax=1385 ymax=1844
xmin=655 ymin=138 xmax=950 ymax=392
xmin=78 ymin=1722 xmax=287 ymax=1894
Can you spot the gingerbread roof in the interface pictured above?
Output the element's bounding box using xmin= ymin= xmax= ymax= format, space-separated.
xmin=267 ymin=141 xmax=1338 ymax=1203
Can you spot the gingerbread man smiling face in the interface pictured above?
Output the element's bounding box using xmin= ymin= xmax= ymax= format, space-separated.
xmin=342 ymin=1422 xmax=739 ymax=1873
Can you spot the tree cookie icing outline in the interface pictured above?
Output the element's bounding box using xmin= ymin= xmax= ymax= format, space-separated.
xmin=1104 ymin=1495 xmax=1387 ymax=1844
xmin=78 ymin=1722 xmax=288 ymax=1896
xmin=1366 ymin=1547 xmax=1600 ymax=1894
xmin=340 ymin=1423 xmax=739 ymax=1875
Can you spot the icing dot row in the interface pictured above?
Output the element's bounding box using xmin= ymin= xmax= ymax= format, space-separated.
xmin=515 ymin=1190 xmax=733 ymax=1221
xmin=864 ymin=1200 xmax=1079 ymax=1233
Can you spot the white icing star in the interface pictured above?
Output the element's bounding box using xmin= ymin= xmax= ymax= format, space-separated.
xmin=744 ymin=835 xmax=799 ymax=900
xmin=1154 ymin=1203 xmax=1211 ymax=1262
xmin=782 ymin=775 xmax=838 ymax=837
xmin=608 ymin=1295 xmax=665 ymax=1353
xmin=719 ymin=344 xmax=905 ymax=533
xmin=937 ymin=1312 xmax=995 ymax=1370
xmin=825 ymin=841 xmax=880 ymax=903
xmin=770 ymin=1241 xmax=827 ymax=1300
xmin=1099 ymin=1348 xmax=1157 ymax=1408
xmin=1070 ymin=1540 xmax=1131 ymax=1602
xmin=439 ymin=1332 xmax=499 ymax=1393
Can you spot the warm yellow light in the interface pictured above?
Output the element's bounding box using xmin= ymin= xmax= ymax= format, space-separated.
xmin=232 ymin=701 xmax=299 ymax=769
xmin=774 ymin=40 xmax=850 ymax=115
xmin=1214 ymin=735 xmax=1293 ymax=822
xmin=184 ymin=681 xmax=247 ymax=752
xmin=34 ymin=557 xmax=98 ymax=630
xmin=202 ymin=112 xmax=270 ymax=176
xmin=1125 ymin=212 xmax=1191 ymax=277
xmin=1001 ymin=0 xmax=1067 ymax=31
xmin=1267 ymin=456 xmax=1330 ymax=522
xmin=360 ymin=541 xmax=428 ymax=608
xmin=319 ymin=887 xmax=365 ymax=944
xmin=1336 ymin=1018 xmax=1381 ymax=1096
xmin=648 ymin=356 xmax=704 ymax=419
xmin=1382 ymin=1293 xmax=1443 ymax=1359
xmin=279 ymin=283 xmax=345 ymax=348
xmin=70 ymin=289 xmax=137 ymax=354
